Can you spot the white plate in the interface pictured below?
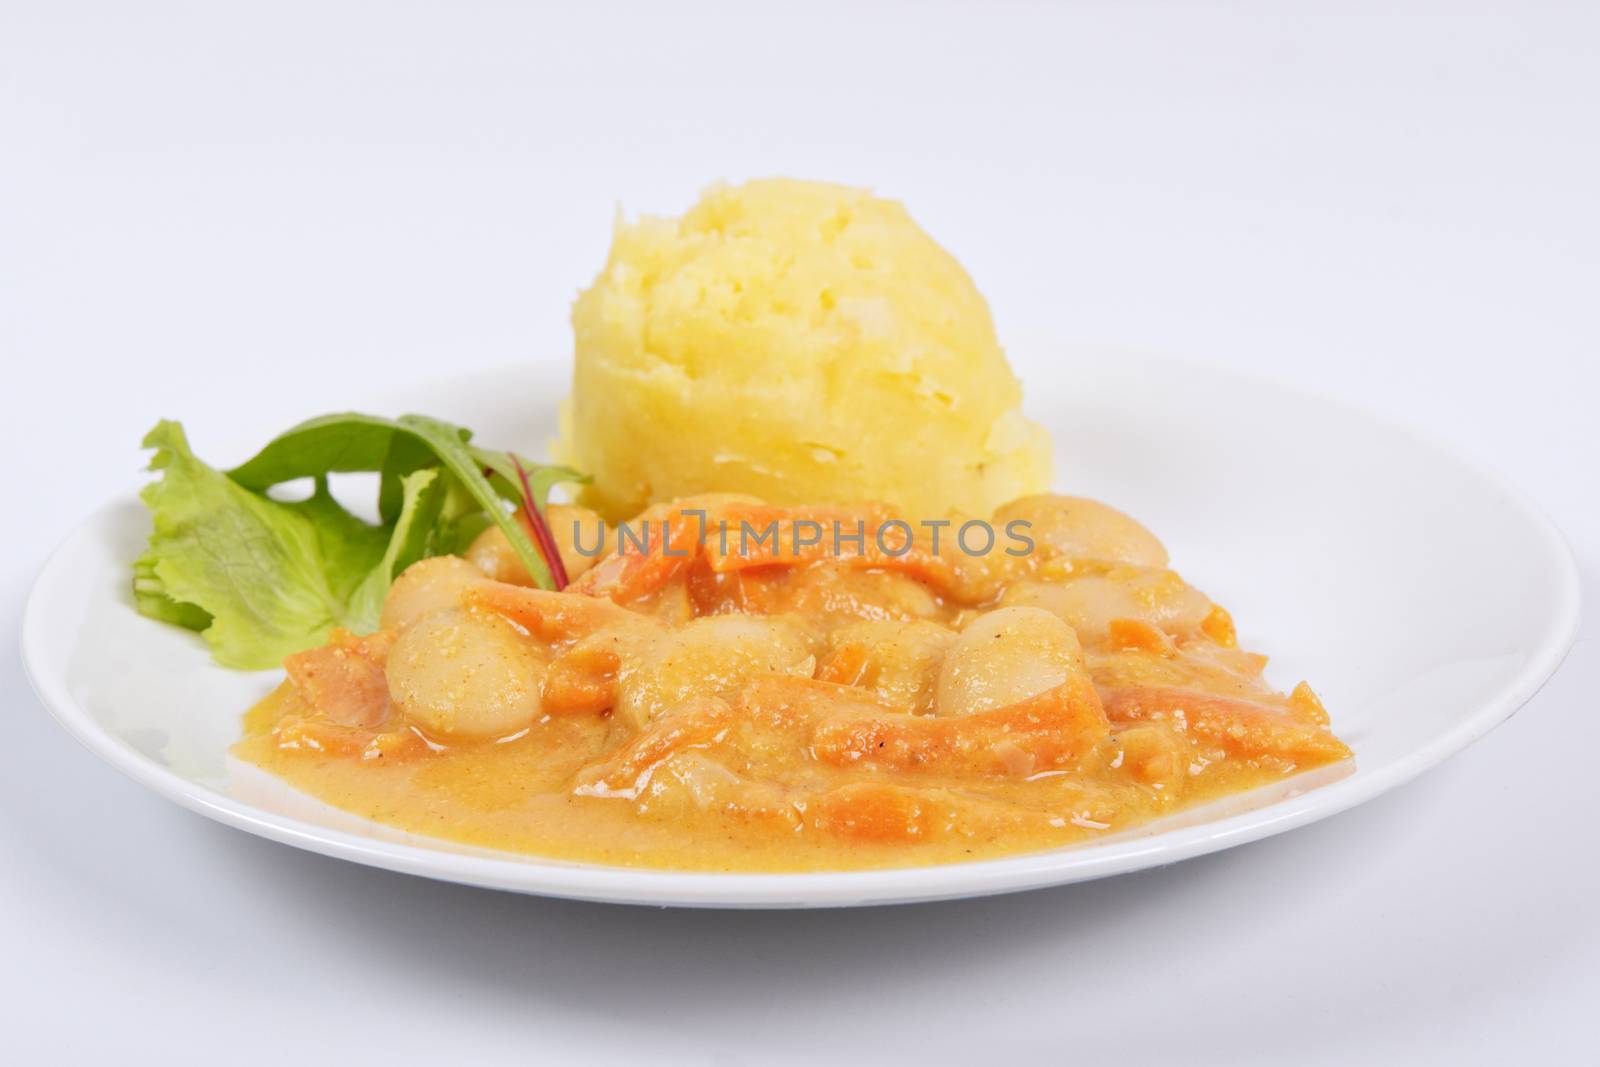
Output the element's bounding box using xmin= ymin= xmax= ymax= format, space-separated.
xmin=21 ymin=346 xmax=1581 ymax=908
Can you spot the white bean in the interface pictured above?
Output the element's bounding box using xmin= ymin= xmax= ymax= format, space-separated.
xmin=385 ymin=608 xmax=545 ymax=739
xmin=935 ymin=606 xmax=1086 ymax=717
xmin=380 ymin=556 xmax=488 ymax=633
xmin=466 ymin=505 xmax=612 ymax=585
xmin=1002 ymin=571 xmax=1212 ymax=645
xmin=615 ymin=615 xmax=817 ymax=729
xmin=993 ymin=494 xmax=1169 ymax=567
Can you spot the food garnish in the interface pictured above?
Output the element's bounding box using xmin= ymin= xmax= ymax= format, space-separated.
xmin=134 ymin=414 xmax=583 ymax=668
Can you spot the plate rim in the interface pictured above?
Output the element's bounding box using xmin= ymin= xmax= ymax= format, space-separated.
xmin=20 ymin=351 xmax=1583 ymax=908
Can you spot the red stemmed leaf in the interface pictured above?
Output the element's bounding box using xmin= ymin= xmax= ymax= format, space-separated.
xmin=511 ymin=454 xmax=570 ymax=591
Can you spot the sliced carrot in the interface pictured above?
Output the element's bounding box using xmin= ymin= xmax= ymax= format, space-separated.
xmin=810 ymin=783 xmax=934 ymax=843
xmin=815 ymin=642 xmax=874 ymax=686
xmin=706 ymin=503 xmax=964 ymax=595
xmin=541 ymin=646 xmax=621 ymax=716
xmin=1200 ymin=604 xmax=1238 ymax=647
xmin=570 ymin=506 xmax=709 ymax=603
xmin=1103 ymin=686 xmax=1351 ymax=766
xmin=573 ymin=701 xmax=735 ymax=797
xmin=806 ymin=779 xmax=1127 ymax=844
xmin=701 ymin=504 xmax=861 ymax=570
xmin=748 ymin=673 xmax=1110 ymax=778
xmin=572 ymin=677 xmax=1119 ymax=844
xmin=1288 ymin=680 xmax=1331 ymax=726
xmin=1107 ymin=617 xmax=1178 ymax=657
xmin=466 ymin=581 xmax=644 ymax=643
xmin=283 ymin=628 xmax=395 ymax=729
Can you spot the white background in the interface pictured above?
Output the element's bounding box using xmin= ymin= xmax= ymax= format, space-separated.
xmin=3 ymin=2 xmax=1595 ymax=1063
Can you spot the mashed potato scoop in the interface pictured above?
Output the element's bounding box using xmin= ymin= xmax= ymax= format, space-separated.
xmin=561 ymin=179 xmax=1053 ymax=521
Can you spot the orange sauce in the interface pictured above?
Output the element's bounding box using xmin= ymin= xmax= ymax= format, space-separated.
xmin=236 ymin=495 xmax=1353 ymax=872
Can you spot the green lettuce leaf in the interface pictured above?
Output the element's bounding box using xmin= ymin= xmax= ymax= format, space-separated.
xmin=223 ymin=412 xmax=587 ymax=589
xmin=393 ymin=414 xmax=584 ymax=590
xmin=135 ymin=412 xmax=588 ymax=671
xmin=345 ymin=467 xmax=446 ymax=626
xmin=134 ymin=421 xmax=450 ymax=669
